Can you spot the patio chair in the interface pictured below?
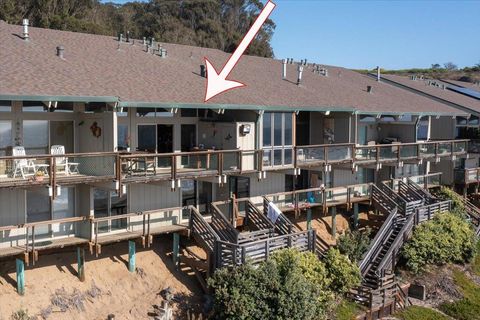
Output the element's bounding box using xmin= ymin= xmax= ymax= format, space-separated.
xmin=51 ymin=145 xmax=79 ymax=175
xmin=12 ymin=146 xmax=49 ymax=178
xmin=12 ymin=146 xmax=35 ymax=178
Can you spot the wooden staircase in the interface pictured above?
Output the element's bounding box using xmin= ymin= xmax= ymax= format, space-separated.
xmin=352 ymin=180 xmax=451 ymax=311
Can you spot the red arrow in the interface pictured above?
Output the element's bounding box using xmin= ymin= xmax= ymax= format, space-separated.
xmin=204 ymin=1 xmax=276 ymax=102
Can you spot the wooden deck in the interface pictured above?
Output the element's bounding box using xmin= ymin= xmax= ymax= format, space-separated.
xmin=95 ymin=224 xmax=188 ymax=246
xmin=0 ymin=173 xmax=115 ymax=188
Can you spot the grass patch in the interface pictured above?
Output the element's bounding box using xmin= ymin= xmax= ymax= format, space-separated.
xmin=395 ymin=306 xmax=450 ymax=320
xmin=334 ymin=300 xmax=360 ymax=320
xmin=473 ymin=240 xmax=480 ymax=276
xmin=439 ymin=269 xmax=480 ymax=319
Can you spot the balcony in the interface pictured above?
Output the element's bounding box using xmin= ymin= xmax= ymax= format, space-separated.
xmin=455 ymin=167 xmax=480 ymax=185
xmin=295 ymin=139 xmax=468 ymax=168
xmin=0 ymin=139 xmax=468 ymax=191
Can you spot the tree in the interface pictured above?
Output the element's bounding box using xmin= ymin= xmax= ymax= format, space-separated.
xmin=0 ymin=0 xmax=276 ymax=57
xmin=431 ymin=63 xmax=441 ymax=70
xmin=444 ymin=62 xmax=458 ymax=71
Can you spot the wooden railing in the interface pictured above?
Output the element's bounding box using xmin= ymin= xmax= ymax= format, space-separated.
xmin=210 ymin=204 xmax=239 ymax=243
xmin=0 ymin=139 xmax=468 ymax=192
xmin=189 ymin=206 xmax=220 ymax=253
xmin=214 ymin=229 xmax=316 ymax=268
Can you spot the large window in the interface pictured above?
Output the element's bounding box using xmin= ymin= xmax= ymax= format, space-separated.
xmin=416 ymin=116 xmax=429 ymax=141
xmin=0 ymin=100 xmax=11 ymax=112
xmin=94 ymin=189 xmax=127 ymax=233
xmin=117 ymin=124 xmax=129 ymax=151
xmin=23 ymin=120 xmax=74 ymax=154
xmin=456 ymin=116 xmax=480 ymax=139
xmin=136 ymin=107 xmax=173 ymax=117
xmin=262 ymin=112 xmax=293 ymax=166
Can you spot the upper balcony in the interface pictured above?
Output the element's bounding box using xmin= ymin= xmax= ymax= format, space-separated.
xmin=0 ymin=139 xmax=469 ymax=192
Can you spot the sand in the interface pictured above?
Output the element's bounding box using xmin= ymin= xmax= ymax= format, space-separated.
xmin=0 ymin=235 xmax=203 ymax=320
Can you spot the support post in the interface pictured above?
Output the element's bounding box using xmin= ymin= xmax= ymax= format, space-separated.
xmin=16 ymin=258 xmax=25 ymax=296
xmin=173 ymin=233 xmax=180 ymax=270
xmin=307 ymin=208 xmax=312 ymax=230
xmin=331 ymin=206 xmax=337 ymax=237
xmin=128 ymin=240 xmax=136 ymax=273
xmin=77 ymin=247 xmax=85 ymax=282
xmin=353 ymin=203 xmax=359 ymax=230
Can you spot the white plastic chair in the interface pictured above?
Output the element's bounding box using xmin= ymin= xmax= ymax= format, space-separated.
xmin=12 ymin=146 xmax=35 ymax=178
xmin=51 ymin=145 xmax=79 ymax=175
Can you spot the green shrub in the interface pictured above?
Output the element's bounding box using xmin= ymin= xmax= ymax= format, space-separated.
xmin=333 ymin=300 xmax=361 ymax=320
xmin=337 ymin=228 xmax=371 ymax=262
xmin=402 ymin=212 xmax=476 ymax=273
xmin=208 ymin=248 xmax=361 ymax=320
xmin=436 ymin=187 xmax=466 ymax=217
xmin=10 ymin=309 xmax=31 ymax=320
xmin=395 ymin=306 xmax=450 ymax=320
xmin=474 ymin=240 xmax=480 ymax=276
xmin=323 ymin=248 xmax=361 ymax=294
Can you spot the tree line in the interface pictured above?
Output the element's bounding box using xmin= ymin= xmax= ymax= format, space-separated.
xmin=0 ymin=0 xmax=276 ymax=57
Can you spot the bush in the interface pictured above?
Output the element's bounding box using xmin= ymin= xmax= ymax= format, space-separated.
xmin=402 ymin=212 xmax=476 ymax=273
xmin=323 ymin=248 xmax=362 ymax=294
xmin=208 ymin=248 xmax=361 ymax=320
xmin=337 ymin=228 xmax=371 ymax=262
xmin=435 ymin=187 xmax=466 ymax=217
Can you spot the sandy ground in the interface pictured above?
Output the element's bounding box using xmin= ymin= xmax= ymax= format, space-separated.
xmin=286 ymin=207 xmax=373 ymax=245
xmin=0 ymin=235 xmax=203 ymax=320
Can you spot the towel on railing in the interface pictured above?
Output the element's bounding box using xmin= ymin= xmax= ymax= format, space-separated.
xmin=267 ymin=202 xmax=282 ymax=224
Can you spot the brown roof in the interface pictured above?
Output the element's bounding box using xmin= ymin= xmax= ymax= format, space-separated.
xmin=381 ymin=74 xmax=480 ymax=114
xmin=0 ymin=21 xmax=467 ymax=115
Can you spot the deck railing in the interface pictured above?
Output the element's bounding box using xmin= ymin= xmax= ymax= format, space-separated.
xmin=0 ymin=139 xmax=468 ymax=192
xmin=455 ymin=167 xmax=480 ymax=185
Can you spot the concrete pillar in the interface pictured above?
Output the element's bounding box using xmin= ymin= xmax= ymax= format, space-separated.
xmin=331 ymin=207 xmax=337 ymax=237
xmin=353 ymin=203 xmax=359 ymax=230
xmin=173 ymin=233 xmax=180 ymax=270
xmin=16 ymin=259 xmax=25 ymax=296
xmin=77 ymin=247 xmax=85 ymax=282
xmin=128 ymin=241 xmax=136 ymax=273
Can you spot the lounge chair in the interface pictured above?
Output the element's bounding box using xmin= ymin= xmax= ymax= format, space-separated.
xmin=12 ymin=146 xmax=49 ymax=178
xmin=51 ymin=145 xmax=79 ymax=175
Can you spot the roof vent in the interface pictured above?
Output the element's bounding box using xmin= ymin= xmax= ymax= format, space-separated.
xmin=282 ymin=59 xmax=287 ymax=79
xmin=367 ymin=85 xmax=373 ymax=93
xmin=297 ymin=65 xmax=304 ymax=86
xmin=376 ymin=66 xmax=380 ymax=82
xmin=22 ymin=19 xmax=29 ymax=41
xmin=143 ymin=37 xmax=146 ymax=45
xmin=118 ymin=33 xmax=123 ymax=42
xmin=200 ymin=64 xmax=206 ymax=78
xmin=159 ymin=48 xmax=167 ymax=58
xmin=56 ymin=45 xmax=65 ymax=59
xmin=126 ymin=31 xmax=130 ymax=43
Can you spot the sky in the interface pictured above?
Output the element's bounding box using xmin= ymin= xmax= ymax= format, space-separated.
xmin=103 ymin=0 xmax=480 ymax=70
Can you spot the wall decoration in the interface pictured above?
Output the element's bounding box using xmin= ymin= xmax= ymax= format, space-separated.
xmin=90 ymin=122 xmax=102 ymax=138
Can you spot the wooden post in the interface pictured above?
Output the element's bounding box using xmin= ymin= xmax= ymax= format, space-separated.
xmin=16 ymin=258 xmax=25 ymax=296
xmin=353 ymin=202 xmax=359 ymax=230
xmin=77 ymin=247 xmax=86 ymax=282
xmin=128 ymin=240 xmax=136 ymax=273
xmin=331 ymin=206 xmax=337 ymax=237
xmin=307 ymin=208 xmax=312 ymax=230
xmin=172 ymin=233 xmax=180 ymax=270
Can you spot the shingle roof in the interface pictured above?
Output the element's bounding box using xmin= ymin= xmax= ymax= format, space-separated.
xmin=381 ymin=74 xmax=480 ymax=114
xmin=0 ymin=20 xmax=467 ymax=116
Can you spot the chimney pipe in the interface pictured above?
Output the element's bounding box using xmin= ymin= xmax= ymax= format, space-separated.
xmin=118 ymin=33 xmax=123 ymax=42
xmin=376 ymin=66 xmax=380 ymax=81
xmin=143 ymin=37 xmax=146 ymax=45
xmin=160 ymin=48 xmax=167 ymax=58
xmin=56 ymin=45 xmax=65 ymax=59
xmin=282 ymin=59 xmax=287 ymax=79
xmin=200 ymin=65 xmax=206 ymax=78
xmin=126 ymin=31 xmax=130 ymax=42
xmin=367 ymin=85 xmax=373 ymax=93
xmin=297 ymin=65 xmax=304 ymax=85
xmin=22 ymin=19 xmax=29 ymax=41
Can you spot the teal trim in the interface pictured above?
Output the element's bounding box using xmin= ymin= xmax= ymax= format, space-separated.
xmin=0 ymin=94 xmax=118 ymax=103
xmin=118 ymin=101 xmax=355 ymax=113
xmin=16 ymin=259 xmax=25 ymax=296
xmin=128 ymin=240 xmax=136 ymax=273
xmin=356 ymin=110 xmax=469 ymax=117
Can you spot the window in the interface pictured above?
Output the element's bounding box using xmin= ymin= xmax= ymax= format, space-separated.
xmin=27 ymin=188 xmax=51 ymax=237
xmin=262 ymin=112 xmax=293 ymax=166
xmin=136 ymin=107 xmax=173 ymax=117
xmin=0 ymin=100 xmax=11 ymax=112
xmin=416 ymin=116 xmax=429 ymax=141
xmin=117 ymin=124 xmax=129 ymax=151
xmin=23 ymin=101 xmax=48 ymax=112
xmin=455 ymin=116 xmax=479 ymax=139
xmin=94 ymin=188 xmax=127 ymax=233
xmin=181 ymin=108 xmax=197 ymax=117
xmin=359 ymin=115 xmax=376 ymax=123
xmin=23 ymin=120 xmax=49 ymax=154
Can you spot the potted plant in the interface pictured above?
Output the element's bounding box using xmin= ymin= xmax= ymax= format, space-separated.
xmin=34 ymin=170 xmax=45 ymax=182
